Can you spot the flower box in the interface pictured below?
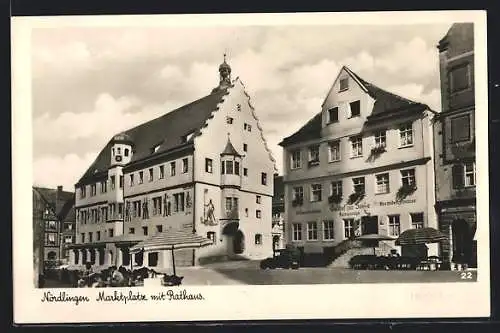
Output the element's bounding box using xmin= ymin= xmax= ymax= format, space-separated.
xmin=328 ymin=194 xmax=343 ymax=204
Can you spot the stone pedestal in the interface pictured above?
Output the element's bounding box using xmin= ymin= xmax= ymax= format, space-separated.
xmin=117 ymin=248 xmax=123 ymax=267
xmin=69 ymin=250 xmax=75 ymax=265
xmin=95 ymin=249 xmax=101 ymax=266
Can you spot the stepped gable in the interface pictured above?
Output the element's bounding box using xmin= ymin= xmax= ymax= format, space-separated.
xmin=77 ymin=88 xmax=229 ymax=185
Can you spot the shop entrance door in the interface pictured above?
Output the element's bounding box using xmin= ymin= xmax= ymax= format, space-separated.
xmin=361 ymin=215 xmax=379 ymax=235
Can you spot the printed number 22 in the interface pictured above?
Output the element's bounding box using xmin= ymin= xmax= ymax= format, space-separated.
xmin=461 ymin=272 xmax=473 ymax=280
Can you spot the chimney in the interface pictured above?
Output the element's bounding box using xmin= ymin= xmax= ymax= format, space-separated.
xmin=57 ymin=185 xmax=63 ymax=193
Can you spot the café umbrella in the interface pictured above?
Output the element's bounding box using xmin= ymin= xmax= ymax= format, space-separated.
xmin=395 ymin=227 xmax=448 ymax=246
xmin=355 ymin=233 xmax=397 ymax=255
xmin=129 ymin=228 xmax=213 ymax=276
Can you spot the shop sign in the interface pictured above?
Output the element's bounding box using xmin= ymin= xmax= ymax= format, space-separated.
xmin=296 ymin=209 xmax=321 ymax=215
xmin=376 ymin=199 xmax=416 ymax=206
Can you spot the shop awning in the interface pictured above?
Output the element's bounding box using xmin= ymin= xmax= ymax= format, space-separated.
xmin=129 ymin=228 xmax=213 ymax=254
xmin=395 ymin=227 xmax=448 ymax=246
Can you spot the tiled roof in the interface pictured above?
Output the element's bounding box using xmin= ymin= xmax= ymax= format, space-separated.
xmin=279 ymin=67 xmax=428 ymax=147
xmin=77 ymin=88 xmax=229 ymax=185
xmin=220 ymin=138 xmax=241 ymax=156
xmin=33 ymin=187 xmax=75 ymax=221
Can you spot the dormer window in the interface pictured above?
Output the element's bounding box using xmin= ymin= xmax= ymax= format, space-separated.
xmin=182 ymin=131 xmax=195 ymax=143
xmin=339 ymin=78 xmax=349 ymax=91
xmin=152 ymin=144 xmax=161 ymax=154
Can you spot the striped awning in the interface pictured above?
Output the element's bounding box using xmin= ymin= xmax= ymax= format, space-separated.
xmin=395 ymin=227 xmax=448 ymax=245
xmin=129 ymin=228 xmax=213 ymax=254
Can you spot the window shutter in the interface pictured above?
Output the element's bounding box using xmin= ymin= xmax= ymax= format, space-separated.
xmin=452 ymin=164 xmax=464 ymax=189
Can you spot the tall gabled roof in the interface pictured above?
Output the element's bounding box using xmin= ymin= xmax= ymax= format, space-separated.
xmin=77 ymin=88 xmax=229 ymax=185
xmin=280 ymin=66 xmax=429 ymax=147
xmin=33 ymin=186 xmax=75 ymax=222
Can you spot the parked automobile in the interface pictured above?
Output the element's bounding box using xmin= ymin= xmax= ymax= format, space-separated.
xmin=260 ymin=246 xmax=301 ymax=270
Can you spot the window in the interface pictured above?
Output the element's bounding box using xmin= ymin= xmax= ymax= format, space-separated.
xmin=331 ymin=181 xmax=342 ymax=196
xmin=292 ymin=223 xmax=302 ymax=241
xmin=247 ymin=124 xmax=252 ymax=132
xmin=291 ymin=150 xmax=302 ymax=169
xmin=182 ymin=131 xmax=195 ymax=143
xmin=256 ymin=195 xmax=262 ymax=204
xmin=328 ymin=107 xmax=339 ymax=123
xmin=80 ymin=186 xmax=86 ymax=198
xmin=81 ymin=233 xmax=85 ymax=243
xmin=388 ymin=215 xmax=401 ymax=236
xmin=399 ymin=123 xmax=413 ymax=147
xmin=117 ymin=147 xmax=121 ymax=155
xmin=243 ymin=143 xmax=248 ymax=152
xmin=148 ymin=252 xmax=159 ymax=267
xmin=173 ymin=193 xmax=185 ymax=212
xmin=245 ymin=208 xmax=249 ymax=217
xmin=235 ymin=161 xmax=240 ymax=175
xmin=244 ymin=123 xmax=249 ymax=131
xmin=64 ymin=223 xmax=73 ymax=231
xmin=293 ymin=186 xmax=304 ymax=202
xmin=128 ymin=227 xmax=135 ymax=234
xmin=255 ymin=234 xmax=262 ymax=245
xmin=328 ymin=141 xmax=341 ymax=162
xmin=464 ymin=162 xmax=476 ymax=187
xmin=308 ymin=145 xmax=320 ymax=165
xmin=130 ymin=174 xmax=134 ymax=187
xmin=46 ymin=220 xmax=57 ymax=230
xmin=350 ymin=136 xmax=363 ymax=157
xmin=401 ymin=169 xmax=416 ymax=187
xmin=148 ymin=168 xmax=154 ymax=182
xmin=152 ymin=145 xmax=161 ymax=154
xmin=89 ymin=232 xmax=93 ymax=243
xmin=256 ymin=210 xmax=262 ymax=219
xmin=261 ymin=172 xmax=267 ymax=185
xmin=243 ymin=168 xmax=248 ymax=176
xmin=225 ymin=197 xmax=239 ymax=212
xmin=90 ymin=184 xmax=97 ymax=196
xmin=226 ymin=116 xmax=234 ymax=124
xmin=101 ymin=180 xmax=107 ymax=193
xmin=411 ymin=213 xmax=424 ymax=229
xmin=96 ymin=231 xmax=101 ymax=241
xmin=156 ymin=225 xmax=163 ymax=233
xmin=311 ymin=184 xmax=322 ymax=202
xmin=133 ymin=200 xmax=141 ymax=218
xmin=344 ymin=219 xmax=354 ymax=239
xmin=205 ymin=158 xmax=213 ymax=173
xmin=108 ymin=176 xmax=115 ymax=190
xmin=139 ymin=171 xmax=144 ymax=184
xmin=349 ymin=100 xmax=361 ymax=117
xmin=375 ymin=130 xmax=387 ymax=148
xmin=307 ymin=222 xmax=318 ymax=240
xmin=376 ymin=173 xmax=390 ymax=194
xmin=353 ymin=177 xmax=365 ymax=194
xmin=124 ymin=148 xmax=129 ymax=157
xmin=323 ymin=220 xmax=334 ymax=240
xmin=170 ymin=161 xmax=176 ymax=176
xmin=108 ymin=228 xmax=114 ymax=238
xmin=237 ymin=104 xmax=242 ymax=111
xmin=159 ymin=165 xmax=164 ymax=179
xmin=142 ymin=226 xmax=148 ymax=236
xmin=153 ymin=197 xmax=162 ymax=216
xmin=225 ymin=160 xmax=234 ymax=174
xmin=112 ymin=148 xmax=115 ymax=156
xmin=451 ymin=114 xmax=471 ymax=142
xmin=339 ymin=77 xmax=349 ymax=91
xmin=182 ymin=158 xmax=189 ymax=173
xmin=449 ymin=64 xmax=470 ymax=93
xmin=207 ymin=232 xmax=216 ymax=243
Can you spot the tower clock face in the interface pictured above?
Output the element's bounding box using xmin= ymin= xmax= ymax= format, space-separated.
xmin=115 ymin=155 xmax=122 ymax=162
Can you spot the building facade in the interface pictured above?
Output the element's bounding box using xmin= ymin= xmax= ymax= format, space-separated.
xmin=70 ymin=58 xmax=275 ymax=269
xmin=272 ymin=174 xmax=286 ymax=250
xmin=33 ymin=186 xmax=76 ymax=286
xmin=434 ymin=23 xmax=476 ymax=268
xmin=279 ymin=66 xmax=438 ymax=259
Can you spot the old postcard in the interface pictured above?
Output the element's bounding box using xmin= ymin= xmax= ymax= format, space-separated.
xmin=12 ymin=11 xmax=490 ymax=323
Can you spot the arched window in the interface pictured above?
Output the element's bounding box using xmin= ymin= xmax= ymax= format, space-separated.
xmin=124 ymin=148 xmax=129 ymax=157
xmin=112 ymin=148 xmax=115 ymax=156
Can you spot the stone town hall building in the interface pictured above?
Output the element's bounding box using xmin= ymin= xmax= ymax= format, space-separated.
xmin=69 ymin=58 xmax=276 ymax=269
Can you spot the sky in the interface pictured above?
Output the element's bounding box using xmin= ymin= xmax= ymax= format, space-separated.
xmin=31 ymin=23 xmax=452 ymax=190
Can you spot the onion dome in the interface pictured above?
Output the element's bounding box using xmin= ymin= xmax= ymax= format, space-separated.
xmin=111 ymin=132 xmax=134 ymax=145
xmin=219 ymin=53 xmax=231 ymax=73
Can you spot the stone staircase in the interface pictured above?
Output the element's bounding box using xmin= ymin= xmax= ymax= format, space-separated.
xmin=327 ymin=240 xmax=396 ymax=268
xmin=328 ymin=247 xmax=376 ymax=268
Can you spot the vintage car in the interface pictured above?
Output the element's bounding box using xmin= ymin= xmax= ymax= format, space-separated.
xmin=260 ymin=246 xmax=301 ymax=270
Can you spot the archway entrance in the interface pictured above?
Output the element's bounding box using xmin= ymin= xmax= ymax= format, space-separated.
xmin=452 ymin=219 xmax=473 ymax=265
xmin=233 ymin=230 xmax=245 ymax=254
